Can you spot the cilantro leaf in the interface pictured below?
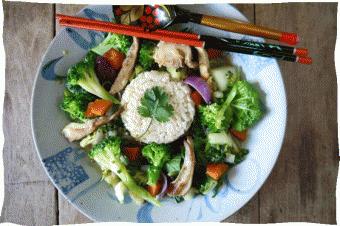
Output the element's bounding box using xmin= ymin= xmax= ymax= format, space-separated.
xmin=138 ymin=86 xmax=174 ymax=123
xmin=154 ymin=106 xmax=174 ymax=122
xmin=138 ymin=105 xmax=151 ymax=117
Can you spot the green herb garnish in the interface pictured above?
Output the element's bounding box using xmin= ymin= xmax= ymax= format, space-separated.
xmin=138 ymin=86 xmax=174 ymax=123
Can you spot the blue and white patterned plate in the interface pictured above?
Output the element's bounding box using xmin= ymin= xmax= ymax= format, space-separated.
xmin=31 ymin=4 xmax=287 ymax=222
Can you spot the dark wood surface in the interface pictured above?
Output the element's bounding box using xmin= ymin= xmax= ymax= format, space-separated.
xmin=1 ymin=2 xmax=338 ymax=225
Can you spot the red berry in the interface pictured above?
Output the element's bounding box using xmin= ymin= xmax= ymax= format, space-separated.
xmin=141 ymin=22 xmax=148 ymax=28
xmin=147 ymin=15 xmax=153 ymax=24
xmin=154 ymin=18 xmax=160 ymax=25
xmin=140 ymin=15 xmax=147 ymax=22
xmin=145 ymin=6 xmax=152 ymax=14
xmin=152 ymin=9 xmax=158 ymax=16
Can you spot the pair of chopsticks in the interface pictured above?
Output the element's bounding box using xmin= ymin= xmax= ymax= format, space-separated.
xmin=56 ymin=14 xmax=312 ymax=64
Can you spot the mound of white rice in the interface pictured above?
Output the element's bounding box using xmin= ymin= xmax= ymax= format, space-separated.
xmin=121 ymin=70 xmax=195 ymax=144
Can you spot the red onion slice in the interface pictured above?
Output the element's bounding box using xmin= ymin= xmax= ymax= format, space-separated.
xmin=156 ymin=173 xmax=168 ymax=199
xmin=184 ymin=76 xmax=212 ymax=104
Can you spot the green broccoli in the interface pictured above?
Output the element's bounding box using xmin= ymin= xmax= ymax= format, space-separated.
xmin=60 ymin=89 xmax=95 ymax=122
xmin=138 ymin=41 xmax=156 ymax=71
xmin=89 ymin=137 xmax=160 ymax=206
xmin=66 ymin=52 xmax=119 ymax=104
xmin=91 ymin=33 xmax=132 ymax=56
xmin=230 ymin=80 xmax=264 ymax=131
xmin=199 ymin=79 xmax=264 ymax=132
xmin=198 ymin=102 xmax=233 ymax=133
xmin=141 ymin=143 xmax=171 ymax=185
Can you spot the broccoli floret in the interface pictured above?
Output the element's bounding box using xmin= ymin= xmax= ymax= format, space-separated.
xmin=89 ymin=137 xmax=160 ymax=206
xmin=142 ymin=143 xmax=171 ymax=185
xmin=142 ymin=143 xmax=171 ymax=167
xmin=199 ymin=103 xmax=232 ymax=132
xmin=230 ymin=80 xmax=264 ymax=131
xmin=200 ymin=80 xmax=264 ymax=132
xmin=66 ymin=52 xmax=119 ymax=104
xmin=80 ymin=124 xmax=117 ymax=148
xmin=199 ymin=103 xmax=219 ymax=131
xmin=60 ymin=89 xmax=95 ymax=122
xmin=199 ymin=83 xmax=238 ymax=132
xmin=138 ymin=41 xmax=156 ymax=70
xmin=91 ymin=33 xmax=132 ymax=56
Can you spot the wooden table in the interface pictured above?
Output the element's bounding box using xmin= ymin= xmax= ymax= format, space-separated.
xmin=1 ymin=2 xmax=338 ymax=225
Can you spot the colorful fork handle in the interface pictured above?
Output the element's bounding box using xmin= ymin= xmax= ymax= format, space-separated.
xmin=198 ymin=14 xmax=299 ymax=45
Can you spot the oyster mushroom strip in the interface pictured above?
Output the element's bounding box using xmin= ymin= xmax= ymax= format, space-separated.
xmin=62 ymin=107 xmax=124 ymax=142
xmin=110 ymin=36 xmax=139 ymax=94
xmin=167 ymin=137 xmax=196 ymax=197
xmin=195 ymin=47 xmax=210 ymax=80
xmin=153 ymin=41 xmax=198 ymax=69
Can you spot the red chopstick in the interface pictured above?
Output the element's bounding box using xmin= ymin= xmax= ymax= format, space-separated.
xmin=57 ymin=14 xmax=200 ymax=41
xmin=57 ymin=14 xmax=202 ymax=47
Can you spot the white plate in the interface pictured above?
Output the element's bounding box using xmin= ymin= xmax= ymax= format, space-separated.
xmin=31 ymin=4 xmax=287 ymax=222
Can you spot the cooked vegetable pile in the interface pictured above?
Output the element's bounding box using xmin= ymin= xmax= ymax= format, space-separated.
xmin=60 ymin=29 xmax=264 ymax=206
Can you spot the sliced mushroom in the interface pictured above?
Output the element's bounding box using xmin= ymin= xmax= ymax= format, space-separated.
xmin=195 ymin=47 xmax=210 ymax=80
xmin=167 ymin=137 xmax=196 ymax=197
xmin=153 ymin=41 xmax=198 ymax=69
xmin=62 ymin=107 xmax=124 ymax=142
xmin=109 ymin=37 xmax=139 ymax=94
